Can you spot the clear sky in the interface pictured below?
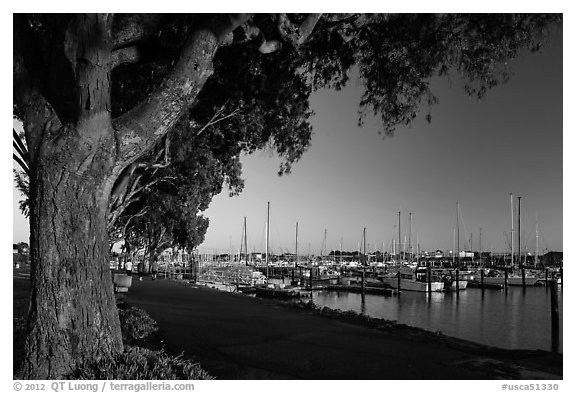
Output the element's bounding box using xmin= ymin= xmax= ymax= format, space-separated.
xmin=197 ymin=27 xmax=563 ymax=256
xmin=12 ymin=17 xmax=564 ymax=258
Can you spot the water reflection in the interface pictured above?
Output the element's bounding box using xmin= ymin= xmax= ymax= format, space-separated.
xmin=311 ymin=286 xmax=562 ymax=352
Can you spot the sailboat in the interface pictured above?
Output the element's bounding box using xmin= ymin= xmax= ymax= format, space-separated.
xmin=483 ymin=195 xmax=539 ymax=286
xmin=451 ymin=202 xmax=468 ymax=291
xmin=380 ymin=266 xmax=445 ymax=292
xmin=254 ymin=203 xmax=304 ymax=299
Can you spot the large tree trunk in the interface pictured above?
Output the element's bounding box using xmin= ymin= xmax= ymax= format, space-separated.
xmin=14 ymin=13 xmax=255 ymax=379
xmin=22 ymin=127 xmax=123 ymax=379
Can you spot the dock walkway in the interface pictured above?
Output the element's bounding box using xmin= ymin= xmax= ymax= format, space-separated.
xmin=126 ymin=278 xmax=561 ymax=380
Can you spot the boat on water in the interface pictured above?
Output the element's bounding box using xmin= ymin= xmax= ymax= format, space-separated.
xmin=478 ymin=269 xmax=540 ymax=286
xmin=254 ymin=283 xmax=306 ymax=299
xmin=308 ymin=266 xmax=341 ymax=283
xmin=449 ymin=278 xmax=468 ymax=291
xmin=438 ymin=269 xmax=469 ymax=291
xmin=380 ymin=266 xmax=444 ymax=292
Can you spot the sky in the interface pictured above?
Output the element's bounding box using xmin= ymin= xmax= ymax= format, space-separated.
xmin=196 ymin=26 xmax=564 ymax=256
xmin=11 ymin=15 xmax=564 ymax=258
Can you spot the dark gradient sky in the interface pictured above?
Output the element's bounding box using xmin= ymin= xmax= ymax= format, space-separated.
xmin=198 ymin=27 xmax=563 ymax=255
xmin=12 ymin=22 xmax=563 ymax=257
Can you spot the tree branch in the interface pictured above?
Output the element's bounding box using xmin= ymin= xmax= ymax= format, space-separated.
xmin=111 ymin=46 xmax=141 ymax=68
xmin=195 ymin=102 xmax=241 ymax=136
xmin=113 ymin=14 xmax=252 ymax=167
xmin=112 ymin=14 xmax=165 ymax=49
xmin=275 ymin=14 xmax=323 ymax=49
xmin=65 ymin=14 xmax=114 ymax=128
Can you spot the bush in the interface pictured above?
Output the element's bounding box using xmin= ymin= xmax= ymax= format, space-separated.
xmin=70 ymin=346 xmax=213 ymax=380
xmin=117 ymin=304 xmax=160 ymax=347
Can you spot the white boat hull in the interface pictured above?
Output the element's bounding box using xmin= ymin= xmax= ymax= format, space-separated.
xmin=451 ymin=280 xmax=468 ymax=290
xmin=381 ymin=277 xmax=444 ymax=292
xmin=482 ymin=276 xmax=540 ymax=286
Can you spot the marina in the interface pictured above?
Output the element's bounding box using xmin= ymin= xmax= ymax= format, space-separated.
xmin=180 ymin=256 xmax=563 ymax=354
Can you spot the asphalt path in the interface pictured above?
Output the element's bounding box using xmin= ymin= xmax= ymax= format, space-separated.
xmin=125 ymin=278 xmax=562 ymax=380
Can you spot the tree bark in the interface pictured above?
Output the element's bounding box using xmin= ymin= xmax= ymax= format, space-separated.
xmin=18 ymin=14 xmax=123 ymax=379
xmin=22 ymin=125 xmax=122 ymax=379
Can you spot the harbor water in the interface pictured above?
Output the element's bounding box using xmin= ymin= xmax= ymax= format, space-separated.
xmin=310 ymin=286 xmax=563 ymax=353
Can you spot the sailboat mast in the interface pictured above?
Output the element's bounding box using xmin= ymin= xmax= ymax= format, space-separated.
xmin=295 ymin=221 xmax=298 ymax=267
xmin=416 ymin=232 xmax=419 ymax=265
xmin=363 ymin=227 xmax=367 ymax=264
xmin=479 ymin=227 xmax=482 ymax=267
xmin=518 ymin=196 xmax=522 ymax=268
xmin=456 ymin=202 xmax=460 ymax=269
xmin=325 ymin=229 xmax=328 ymax=261
xmin=510 ymin=193 xmax=514 ymax=267
xmin=340 ymin=237 xmax=343 ymax=265
xmin=398 ymin=211 xmax=401 ymax=261
xmin=534 ymin=216 xmax=538 ymax=267
xmin=265 ymin=201 xmax=270 ymax=275
xmin=409 ymin=212 xmax=412 ymax=262
xmin=452 ymin=228 xmax=456 ymax=265
xmin=242 ymin=217 xmax=247 ymax=265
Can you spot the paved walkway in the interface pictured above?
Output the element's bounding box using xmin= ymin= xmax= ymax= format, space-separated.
xmin=125 ymin=279 xmax=562 ymax=380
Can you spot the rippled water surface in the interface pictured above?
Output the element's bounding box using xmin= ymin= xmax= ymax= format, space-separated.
xmin=311 ymin=286 xmax=563 ymax=352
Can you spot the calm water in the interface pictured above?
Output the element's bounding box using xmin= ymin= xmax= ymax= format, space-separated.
xmin=311 ymin=286 xmax=563 ymax=353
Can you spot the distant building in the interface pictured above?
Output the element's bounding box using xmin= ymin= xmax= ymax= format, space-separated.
xmin=541 ymin=251 xmax=563 ymax=267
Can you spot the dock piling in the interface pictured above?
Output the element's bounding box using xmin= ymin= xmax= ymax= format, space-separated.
xmin=521 ymin=267 xmax=526 ymax=289
xmin=397 ymin=271 xmax=401 ymax=295
xmin=455 ymin=268 xmax=459 ymax=295
xmin=545 ymin=268 xmax=549 ymax=288
xmin=550 ymin=282 xmax=560 ymax=353
xmin=480 ymin=268 xmax=484 ymax=291
xmin=427 ymin=265 xmax=432 ymax=295
xmin=504 ymin=269 xmax=509 ymax=291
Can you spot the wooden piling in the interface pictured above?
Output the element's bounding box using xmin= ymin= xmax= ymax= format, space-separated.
xmin=455 ymin=268 xmax=460 ymax=295
xmin=521 ymin=267 xmax=526 ymax=289
xmin=504 ymin=268 xmax=508 ymax=291
xmin=427 ymin=265 xmax=432 ymax=295
xmin=480 ymin=268 xmax=484 ymax=291
xmin=397 ymin=271 xmax=401 ymax=294
xmin=545 ymin=268 xmax=549 ymax=288
xmin=361 ymin=267 xmax=366 ymax=296
xmin=560 ymin=267 xmax=563 ymax=287
xmin=550 ymin=282 xmax=560 ymax=353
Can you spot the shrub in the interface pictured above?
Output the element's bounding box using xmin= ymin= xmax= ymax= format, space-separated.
xmin=70 ymin=346 xmax=213 ymax=380
xmin=117 ymin=304 xmax=160 ymax=347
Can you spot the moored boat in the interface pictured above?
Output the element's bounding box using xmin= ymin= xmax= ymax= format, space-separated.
xmin=479 ymin=269 xmax=540 ymax=286
xmin=255 ymin=284 xmax=303 ymax=299
xmin=380 ymin=267 xmax=444 ymax=292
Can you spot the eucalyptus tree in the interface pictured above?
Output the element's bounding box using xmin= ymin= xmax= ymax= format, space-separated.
xmin=13 ymin=13 xmax=560 ymax=378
